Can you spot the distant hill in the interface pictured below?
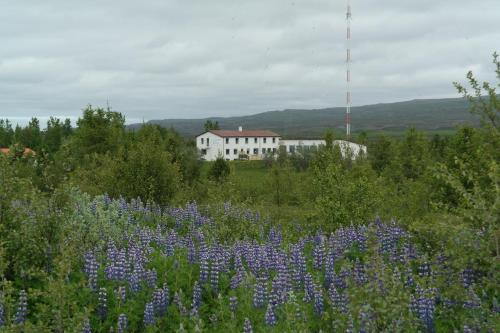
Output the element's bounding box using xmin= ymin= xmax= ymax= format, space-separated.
xmin=129 ymin=97 xmax=480 ymax=138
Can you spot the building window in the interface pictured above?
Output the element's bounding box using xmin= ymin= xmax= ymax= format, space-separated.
xmin=267 ymin=148 xmax=271 ymax=153
xmin=233 ymin=149 xmax=237 ymax=155
xmin=206 ymin=138 xmax=209 ymax=146
xmin=272 ymin=137 xmax=276 ymax=143
xmin=235 ymin=138 xmax=239 ymax=144
xmin=245 ymin=138 xmax=248 ymax=144
xmin=262 ymin=148 xmax=266 ymax=154
xmin=289 ymin=145 xmax=295 ymax=153
xmin=225 ymin=138 xmax=229 ymax=144
xmin=246 ymin=148 xmax=250 ymax=154
xmin=263 ymin=138 xmax=267 ymax=143
xmin=253 ymin=148 xmax=258 ymax=155
xmin=201 ymin=149 xmax=207 ymax=155
xmin=254 ymin=138 xmax=257 ymax=143
xmin=226 ymin=149 xmax=229 ymax=155
xmin=273 ymin=148 xmax=277 ymax=153
xmin=201 ymin=138 xmax=204 ymax=144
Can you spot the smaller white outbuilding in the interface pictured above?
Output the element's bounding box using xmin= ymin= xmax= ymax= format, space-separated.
xmin=279 ymin=139 xmax=367 ymax=158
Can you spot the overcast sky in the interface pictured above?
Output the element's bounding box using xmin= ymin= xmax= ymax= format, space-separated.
xmin=0 ymin=0 xmax=498 ymax=125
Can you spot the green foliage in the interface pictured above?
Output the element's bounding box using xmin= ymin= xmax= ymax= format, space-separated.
xmin=208 ymin=157 xmax=230 ymax=183
xmin=368 ymin=134 xmax=394 ymax=174
xmin=203 ymin=120 xmax=220 ymax=132
xmin=454 ymin=52 xmax=499 ymax=131
xmin=13 ymin=117 xmax=42 ymax=150
xmin=71 ymin=105 xmax=125 ymax=159
xmin=0 ymin=119 xmax=14 ymax=147
xmin=312 ymin=147 xmax=380 ymax=229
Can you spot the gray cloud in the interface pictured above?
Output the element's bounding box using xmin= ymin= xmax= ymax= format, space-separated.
xmin=0 ymin=0 xmax=498 ymax=126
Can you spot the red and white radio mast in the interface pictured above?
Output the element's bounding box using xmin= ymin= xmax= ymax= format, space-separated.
xmin=346 ymin=0 xmax=352 ymax=140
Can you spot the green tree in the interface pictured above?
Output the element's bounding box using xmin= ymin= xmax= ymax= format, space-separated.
xmin=204 ymin=120 xmax=220 ymax=132
xmin=454 ymin=52 xmax=499 ymax=131
xmin=324 ymin=129 xmax=334 ymax=149
xmin=14 ymin=117 xmax=42 ymax=150
xmin=313 ymin=155 xmax=380 ymax=228
xmin=368 ymin=134 xmax=394 ymax=174
xmin=71 ymin=105 xmax=125 ymax=159
xmin=208 ymin=157 xmax=230 ymax=183
xmin=0 ymin=119 xmax=14 ymax=147
xmin=357 ymin=131 xmax=368 ymax=145
xmin=44 ymin=117 xmax=64 ymax=153
xmin=387 ymin=128 xmax=430 ymax=181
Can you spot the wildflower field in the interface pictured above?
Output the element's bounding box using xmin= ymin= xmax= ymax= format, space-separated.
xmin=1 ymin=191 xmax=497 ymax=332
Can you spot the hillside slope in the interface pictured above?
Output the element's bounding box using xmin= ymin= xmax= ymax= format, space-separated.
xmin=130 ymin=97 xmax=479 ymax=138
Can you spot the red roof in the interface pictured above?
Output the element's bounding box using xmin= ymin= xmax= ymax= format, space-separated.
xmin=208 ymin=130 xmax=280 ymax=138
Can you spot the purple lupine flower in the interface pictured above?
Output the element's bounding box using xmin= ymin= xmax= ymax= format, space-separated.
xmin=82 ymin=318 xmax=92 ymax=333
xmin=165 ymin=231 xmax=177 ymax=257
xmin=353 ymin=259 xmax=367 ymax=285
xmin=116 ymin=286 xmax=126 ymax=303
xmin=269 ymin=280 xmax=280 ymax=308
xmin=324 ymin=252 xmax=335 ymax=288
xmin=313 ymin=286 xmax=324 ymax=315
xmin=13 ymin=289 xmax=28 ymax=325
xmin=303 ymin=273 xmax=314 ymax=303
xmin=404 ymin=267 xmax=415 ymax=288
xmin=146 ymin=269 xmax=157 ymax=288
xmin=144 ymin=302 xmax=155 ymax=326
xmin=97 ymin=288 xmax=107 ymax=320
xmin=358 ymin=309 xmax=372 ymax=333
xmin=0 ymin=294 xmax=4 ymax=328
xmin=462 ymin=324 xmax=480 ymax=333
xmin=174 ymin=291 xmax=187 ymax=316
xmin=243 ymin=318 xmax=253 ymax=333
xmin=191 ymin=281 xmax=202 ymax=312
xmin=264 ymin=303 xmax=277 ymax=326
xmin=333 ymin=268 xmax=349 ymax=290
xmin=268 ymin=228 xmax=282 ymax=247
xmin=229 ymin=296 xmax=238 ymax=313
xmin=253 ymin=278 xmax=266 ymax=308
xmin=462 ymin=268 xmax=474 ymax=288
xmin=410 ymin=286 xmax=435 ymax=332
xmin=210 ymin=257 xmax=220 ymax=292
xmin=117 ymin=313 xmax=127 ymax=333
xmin=328 ymin=284 xmax=348 ymax=313
xmin=199 ymin=256 xmax=209 ymax=283
xmin=84 ymin=251 xmax=99 ymax=291
xmin=128 ymin=270 xmax=141 ymax=293
xmin=153 ymin=287 xmax=168 ymax=317
xmin=230 ymin=270 xmax=243 ymax=289
xmin=313 ymin=240 xmax=325 ymax=270
xmin=418 ymin=262 xmax=431 ymax=278
xmin=187 ymin=237 xmax=197 ymax=264
xmin=105 ymin=241 xmax=118 ymax=280
xmin=114 ymin=249 xmax=127 ymax=281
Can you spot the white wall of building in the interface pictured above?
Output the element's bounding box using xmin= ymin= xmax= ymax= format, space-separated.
xmin=197 ymin=132 xmax=280 ymax=161
xmin=333 ymin=140 xmax=367 ymax=158
xmin=280 ymin=139 xmax=367 ymax=158
xmin=280 ymin=139 xmax=325 ymax=153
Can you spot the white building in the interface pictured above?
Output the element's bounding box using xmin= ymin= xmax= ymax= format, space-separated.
xmin=280 ymin=139 xmax=367 ymax=158
xmin=196 ymin=127 xmax=281 ymax=161
xmin=196 ymin=127 xmax=367 ymax=161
